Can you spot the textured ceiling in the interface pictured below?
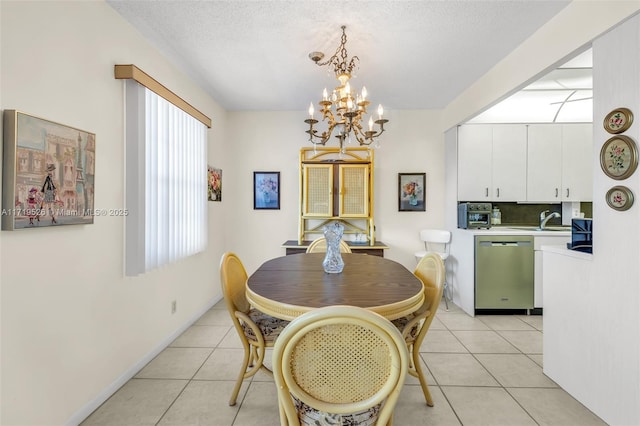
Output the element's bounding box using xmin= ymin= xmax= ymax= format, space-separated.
xmin=107 ymin=0 xmax=571 ymax=112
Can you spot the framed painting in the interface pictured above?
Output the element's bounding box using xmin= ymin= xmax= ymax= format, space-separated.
xmin=399 ymin=172 xmax=426 ymax=211
xmin=208 ymin=166 xmax=222 ymax=201
xmin=2 ymin=110 xmax=96 ymax=230
xmin=600 ymin=135 xmax=638 ymax=180
xmin=254 ymin=171 xmax=280 ymax=210
xmin=604 ymin=107 xmax=633 ymax=134
xmin=606 ymin=185 xmax=634 ymax=211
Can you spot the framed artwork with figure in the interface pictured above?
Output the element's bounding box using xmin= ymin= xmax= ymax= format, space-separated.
xmin=2 ymin=110 xmax=96 ymax=230
xmin=398 ymin=172 xmax=426 ymax=211
xmin=254 ymin=171 xmax=280 ymax=210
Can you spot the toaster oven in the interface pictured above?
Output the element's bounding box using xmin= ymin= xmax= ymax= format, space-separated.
xmin=458 ymin=202 xmax=492 ymax=229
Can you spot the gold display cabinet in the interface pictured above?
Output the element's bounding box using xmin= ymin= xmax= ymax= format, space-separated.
xmin=298 ymin=147 xmax=375 ymax=245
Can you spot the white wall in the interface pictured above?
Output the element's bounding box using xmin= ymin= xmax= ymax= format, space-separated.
xmin=225 ymin=109 xmax=446 ymax=274
xmin=544 ymin=14 xmax=640 ymax=425
xmin=0 ymin=2 xmax=227 ymax=424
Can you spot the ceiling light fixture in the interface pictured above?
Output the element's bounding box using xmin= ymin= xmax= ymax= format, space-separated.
xmin=304 ymin=26 xmax=388 ymax=151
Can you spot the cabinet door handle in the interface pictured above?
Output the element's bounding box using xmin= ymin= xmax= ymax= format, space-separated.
xmin=555 ymin=188 xmax=558 ymax=198
xmin=566 ymin=188 xmax=570 ymax=198
xmin=485 ymin=187 xmax=489 ymax=197
xmin=496 ymin=188 xmax=500 ymax=198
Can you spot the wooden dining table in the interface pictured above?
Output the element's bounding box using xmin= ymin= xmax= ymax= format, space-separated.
xmin=246 ymin=252 xmax=424 ymax=321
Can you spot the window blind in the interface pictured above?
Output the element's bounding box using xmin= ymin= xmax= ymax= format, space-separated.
xmin=125 ymin=81 xmax=207 ymax=276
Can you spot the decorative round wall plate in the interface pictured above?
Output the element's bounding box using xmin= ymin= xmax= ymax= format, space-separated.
xmin=604 ymin=107 xmax=633 ymax=134
xmin=600 ymin=135 xmax=638 ymax=180
xmin=606 ymin=186 xmax=634 ymax=211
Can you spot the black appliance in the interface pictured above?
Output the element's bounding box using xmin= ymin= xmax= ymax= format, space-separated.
xmin=567 ymin=218 xmax=592 ymax=253
xmin=458 ymin=202 xmax=492 ymax=229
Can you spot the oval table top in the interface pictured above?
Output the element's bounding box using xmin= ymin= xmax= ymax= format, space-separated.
xmin=246 ymin=253 xmax=424 ymax=321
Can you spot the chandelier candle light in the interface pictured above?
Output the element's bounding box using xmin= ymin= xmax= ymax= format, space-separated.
xmin=305 ymin=26 xmax=388 ymax=150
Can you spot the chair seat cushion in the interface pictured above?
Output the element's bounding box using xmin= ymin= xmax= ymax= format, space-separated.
xmin=294 ymin=396 xmax=381 ymax=426
xmin=242 ymin=308 xmax=289 ymax=343
xmin=391 ymin=313 xmax=420 ymax=341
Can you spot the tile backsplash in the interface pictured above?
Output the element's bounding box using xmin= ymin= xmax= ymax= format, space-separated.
xmin=490 ymin=202 xmax=592 ymax=226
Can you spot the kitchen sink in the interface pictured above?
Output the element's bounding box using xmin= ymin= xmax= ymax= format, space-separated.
xmin=507 ymin=226 xmax=571 ymax=232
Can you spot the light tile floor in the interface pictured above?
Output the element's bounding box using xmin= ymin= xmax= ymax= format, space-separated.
xmin=81 ymin=300 xmax=607 ymax=426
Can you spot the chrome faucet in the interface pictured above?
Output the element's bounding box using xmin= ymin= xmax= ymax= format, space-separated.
xmin=539 ymin=210 xmax=561 ymax=229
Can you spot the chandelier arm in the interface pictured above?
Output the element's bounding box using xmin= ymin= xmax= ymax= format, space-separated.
xmin=322 ymin=108 xmax=335 ymax=122
xmin=306 ymin=116 xmax=343 ymax=145
xmin=351 ymin=126 xmax=370 ymax=146
xmin=308 ymin=130 xmax=329 ymax=145
xmin=347 ymin=56 xmax=360 ymax=75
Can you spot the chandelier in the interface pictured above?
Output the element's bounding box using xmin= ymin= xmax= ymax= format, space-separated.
xmin=305 ymin=26 xmax=388 ymax=149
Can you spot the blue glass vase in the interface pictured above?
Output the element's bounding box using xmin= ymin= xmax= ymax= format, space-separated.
xmin=322 ymin=221 xmax=345 ymax=274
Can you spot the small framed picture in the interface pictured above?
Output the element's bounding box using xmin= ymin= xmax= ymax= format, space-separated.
xmin=604 ymin=107 xmax=633 ymax=134
xmin=398 ymin=173 xmax=426 ymax=211
xmin=606 ymin=185 xmax=634 ymax=211
xmin=600 ymin=135 xmax=638 ymax=180
xmin=207 ymin=166 xmax=222 ymax=202
xmin=254 ymin=171 xmax=280 ymax=210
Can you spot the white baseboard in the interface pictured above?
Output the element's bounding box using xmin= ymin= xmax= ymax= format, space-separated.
xmin=66 ymin=296 xmax=222 ymax=426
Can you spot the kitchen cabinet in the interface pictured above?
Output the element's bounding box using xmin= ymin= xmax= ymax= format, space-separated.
xmin=458 ymin=124 xmax=527 ymax=201
xmin=298 ymin=147 xmax=374 ymax=244
xmin=533 ymin=234 xmax=571 ymax=308
xmin=561 ymin=124 xmax=593 ymax=201
xmin=527 ymin=123 xmax=593 ymax=202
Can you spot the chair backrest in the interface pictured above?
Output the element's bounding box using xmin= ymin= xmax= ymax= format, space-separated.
xmin=305 ymin=237 xmax=352 ymax=253
xmin=273 ymin=305 xmax=408 ymax=426
xmin=412 ymin=252 xmax=446 ymax=327
xmin=419 ymin=229 xmax=451 ymax=255
xmin=219 ymin=252 xmax=251 ymax=317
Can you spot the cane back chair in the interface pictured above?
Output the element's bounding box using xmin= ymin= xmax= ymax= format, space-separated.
xmin=305 ymin=237 xmax=352 ymax=253
xmin=392 ymin=252 xmax=445 ymax=406
xmin=273 ymin=305 xmax=408 ymax=426
xmin=219 ymin=252 xmax=289 ymax=405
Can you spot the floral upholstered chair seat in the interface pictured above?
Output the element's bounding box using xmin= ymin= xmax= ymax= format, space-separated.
xmin=242 ymin=308 xmax=289 ymax=343
xmin=391 ymin=313 xmax=420 ymax=340
xmin=293 ymin=396 xmax=382 ymax=426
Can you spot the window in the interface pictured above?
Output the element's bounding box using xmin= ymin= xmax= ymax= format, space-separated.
xmin=124 ymin=79 xmax=208 ymax=276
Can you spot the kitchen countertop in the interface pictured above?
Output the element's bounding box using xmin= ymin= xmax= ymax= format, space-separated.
xmin=540 ymin=244 xmax=593 ymax=260
xmin=456 ymin=226 xmax=571 ymax=236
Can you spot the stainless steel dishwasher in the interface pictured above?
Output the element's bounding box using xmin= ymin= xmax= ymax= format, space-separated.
xmin=475 ymin=235 xmax=534 ymax=310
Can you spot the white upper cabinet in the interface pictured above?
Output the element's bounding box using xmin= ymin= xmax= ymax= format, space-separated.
xmin=458 ymin=124 xmax=527 ymax=201
xmin=561 ymin=124 xmax=593 ymax=201
xmin=491 ymin=125 xmax=528 ymax=201
xmin=527 ymin=123 xmax=592 ymax=202
xmin=527 ymin=124 xmax=563 ymax=202
xmin=458 ymin=125 xmax=492 ymax=200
